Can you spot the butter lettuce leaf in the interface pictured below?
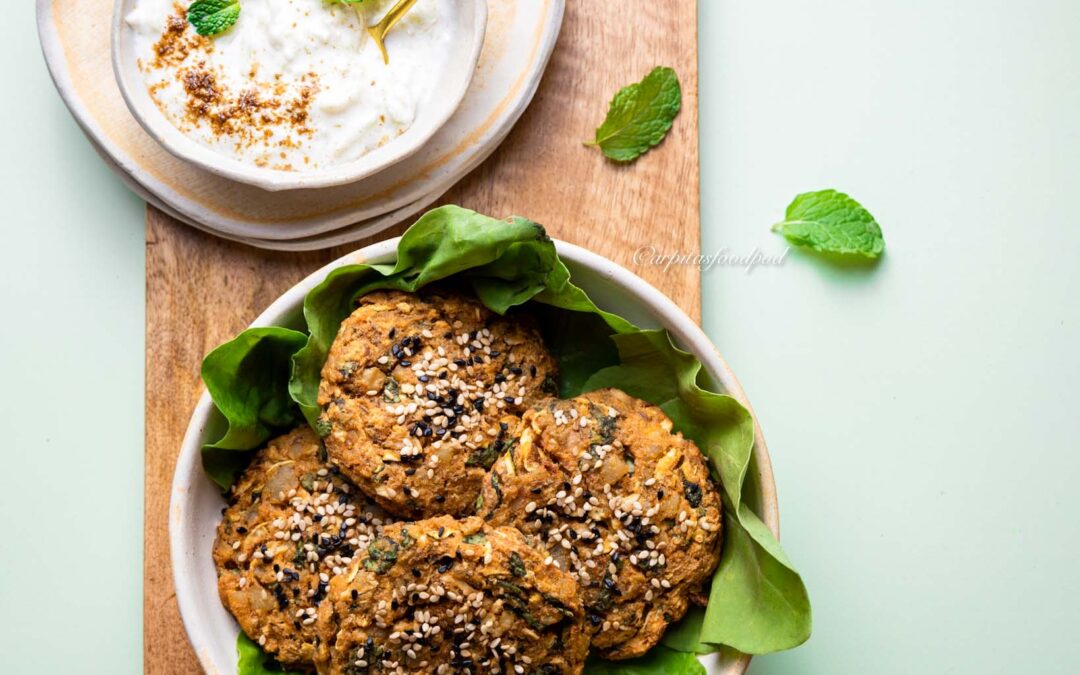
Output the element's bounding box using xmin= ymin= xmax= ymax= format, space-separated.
xmin=200 ymin=327 xmax=308 ymax=489
xmin=582 ymin=331 xmax=812 ymax=653
xmin=236 ymin=633 xmax=302 ymax=675
xmin=585 ymin=647 xmax=705 ymax=675
xmin=200 ymin=204 xmax=811 ymax=666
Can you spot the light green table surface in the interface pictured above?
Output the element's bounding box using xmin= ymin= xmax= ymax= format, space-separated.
xmin=4 ymin=0 xmax=1079 ymax=672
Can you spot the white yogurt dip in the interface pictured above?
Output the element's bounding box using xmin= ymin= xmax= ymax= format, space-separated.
xmin=125 ymin=0 xmax=454 ymax=171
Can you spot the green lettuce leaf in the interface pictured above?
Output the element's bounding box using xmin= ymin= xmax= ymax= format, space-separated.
xmin=585 ymin=647 xmax=705 ymax=675
xmin=236 ymin=633 xmax=302 ymax=675
xmin=200 ymin=327 xmax=308 ymax=489
xmin=200 ymin=204 xmax=811 ymax=666
xmin=580 ymin=331 xmax=812 ymax=652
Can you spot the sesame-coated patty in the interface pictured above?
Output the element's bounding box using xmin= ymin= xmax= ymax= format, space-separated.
xmin=478 ymin=389 xmax=724 ymax=660
xmin=318 ymin=289 xmax=558 ymax=519
xmin=315 ymin=515 xmax=590 ymax=675
xmin=213 ymin=427 xmax=399 ymax=668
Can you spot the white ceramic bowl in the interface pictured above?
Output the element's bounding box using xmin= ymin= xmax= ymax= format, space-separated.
xmin=170 ymin=239 xmax=780 ymax=674
xmin=111 ymin=0 xmax=487 ymax=192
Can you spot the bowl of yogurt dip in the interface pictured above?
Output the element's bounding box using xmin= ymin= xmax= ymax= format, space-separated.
xmin=113 ymin=0 xmax=487 ymax=191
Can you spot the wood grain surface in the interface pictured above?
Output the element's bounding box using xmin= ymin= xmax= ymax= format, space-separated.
xmin=145 ymin=2 xmax=700 ymax=671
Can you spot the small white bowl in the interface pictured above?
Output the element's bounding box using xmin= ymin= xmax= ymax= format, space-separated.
xmin=111 ymin=0 xmax=487 ymax=192
xmin=170 ymin=239 xmax=780 ymax=674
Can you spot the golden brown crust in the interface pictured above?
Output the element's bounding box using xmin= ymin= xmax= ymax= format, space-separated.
xmin=318 ymin=289 xmax=558 ymax=518
xmin=315 ymin=516 xmax=590 ymax=674
xmin=479 ymin=389 xmax=724 ymax=659
xmin=212 ymin=427 xmax=397 ymax=668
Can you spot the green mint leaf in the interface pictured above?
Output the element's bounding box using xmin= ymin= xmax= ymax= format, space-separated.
xmin=187 ymin=0 xmax=241 ymax=36
xmin=588 ymin=66 xmax=681 ymax=163
xmin=772 ymin=189 xmax=885 ymax=258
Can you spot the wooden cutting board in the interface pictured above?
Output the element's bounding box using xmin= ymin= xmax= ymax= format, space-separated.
xmin=144 ymin=2 xmax=700 ymax=671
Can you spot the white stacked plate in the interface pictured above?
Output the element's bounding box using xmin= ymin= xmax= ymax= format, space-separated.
xmin=37 ymin=0 xmax=565 ymax=250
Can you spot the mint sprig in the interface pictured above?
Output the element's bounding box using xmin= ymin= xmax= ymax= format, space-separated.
xmin=772 ymin=189 xmax=885 ymax=258
xmin=187 ymin=0 xmax=241 ymax=36
xmin=587 ymin=66 xmax=682 ymax=163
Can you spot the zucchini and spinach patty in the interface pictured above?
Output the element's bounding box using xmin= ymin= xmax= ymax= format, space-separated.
xmin=213 ymin=427 xmax=398 ymax=668
xmin=316 ymin=515 xmax=589 ymax=674
xmin=318 ymin=289 xmax=558 ymax=519
xmin=479 ymin=389 xmax=724 ymax=659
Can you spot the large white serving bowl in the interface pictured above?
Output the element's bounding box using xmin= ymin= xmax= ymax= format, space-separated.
xmin=170 ymin=238 xmax=780 ymax=674
xmin=111 ymin=0 xmax=487 ymax=192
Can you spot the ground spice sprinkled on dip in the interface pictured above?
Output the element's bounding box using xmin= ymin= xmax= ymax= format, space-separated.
xmin=125 ymin=0 xmax=453 ymax=171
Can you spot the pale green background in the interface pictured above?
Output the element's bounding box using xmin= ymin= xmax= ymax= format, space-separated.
xmin=3 ymin=0 xmax=1078 ymax=672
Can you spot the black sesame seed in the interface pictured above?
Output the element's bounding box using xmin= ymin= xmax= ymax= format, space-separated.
xmin=389 ymin=328 xmax=397 ymax=339
xmin=530 ymin=366 xmax=537 ymax=377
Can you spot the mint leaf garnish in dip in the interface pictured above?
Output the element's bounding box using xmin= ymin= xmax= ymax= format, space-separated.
xmin=587 ymin=66 xmax=682 ymax=163
xmin=772 ymin=189 xmax=885 ymax=258
xmin=187 ymin=0 xmax=241 ymax=37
